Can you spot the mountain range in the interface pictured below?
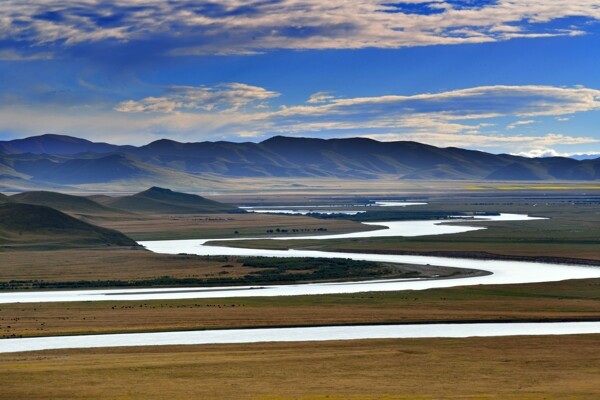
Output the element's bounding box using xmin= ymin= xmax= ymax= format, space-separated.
xmin=1 ymin=134 xmax=600 ymax=191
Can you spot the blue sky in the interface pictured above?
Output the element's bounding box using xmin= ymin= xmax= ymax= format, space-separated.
xmin=1 ymin=1 xmax=600 ymax=157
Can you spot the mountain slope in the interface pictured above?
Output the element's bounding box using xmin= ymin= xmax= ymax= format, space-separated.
xmin=3 ymin=134 xmax=600 ymax=186
xmin=99 ymin=187 xmax=240 ymax=214
xmin=0 ymin=203 xmax=138 ymax=247
xmin=11 ymin=191 xmax=121 ymax=214
xmin=0 ymin=134 xmax=121 ymax=155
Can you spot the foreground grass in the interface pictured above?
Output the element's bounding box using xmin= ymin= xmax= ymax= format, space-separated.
xmin=2 ymin=278 xmax=599 ymax=338
xmin=1 ymin=335 xmax=599 ymax=399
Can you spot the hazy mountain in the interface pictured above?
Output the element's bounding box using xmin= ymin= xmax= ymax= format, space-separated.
xmin=2 ymin=135 xmax=600 ymax=189
xmin=569 ymin=154 xmax=600 ymax=161
xmin=0 ymin=203 xmax=137 ymax=248
xmin=0 ymin=134 xmax=121 ymax=155
xmin=97 ymin=187 xmax=240 ymax=214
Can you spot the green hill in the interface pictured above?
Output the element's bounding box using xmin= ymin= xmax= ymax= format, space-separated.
xmin=0 ymin=193 xmax=11 ymax=203
xmin=101 ymin=187 xmax=241 ymax=214
xmin=11 ymin=191 xmax=121 ymax=214
xmin=0 ymin=203 xmax=138 ymax=248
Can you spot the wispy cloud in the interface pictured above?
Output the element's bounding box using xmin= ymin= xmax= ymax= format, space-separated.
xmin=267 ymin=85 xmax=600 ymax=134
xmin=115 ymin=83 xmax=279 ymax=113
xmin=307 ymin=92 xmax=336 ymax=104
xmin=1 ymin=1 xmax=599 ymax=58
xmin=507 ymin=120 xmax=537 ymax=130
xmin=0 ymin=49 xmax=53 ymax=61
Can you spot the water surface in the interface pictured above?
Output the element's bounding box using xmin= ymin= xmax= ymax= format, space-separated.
xmin=2 ymin=322 xmax=599 ymax=353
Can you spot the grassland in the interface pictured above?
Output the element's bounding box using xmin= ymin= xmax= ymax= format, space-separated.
xmin=2 ymin=278 xmax=598 ymax=338
xmin=1 ymin=247 xmax=469 ymax=292
xmin=208 ymin=197 xmax=600 ymax=262
xmin=1 ymin=186 xmax=600 ymax=398
xmin=88 ymin=212 xmax=377 ymax=241
xmin=2 ymin=335 xmax=599 ymax=399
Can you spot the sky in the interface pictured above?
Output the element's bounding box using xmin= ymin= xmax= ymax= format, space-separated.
xmin=1 ymin=1 xmax=600 ymax=157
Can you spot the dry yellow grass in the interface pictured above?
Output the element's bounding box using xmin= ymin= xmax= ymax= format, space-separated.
xmin=1 ymin=335 xmax=599 ymax=399
xmin=86 ymin=212 xmax=377 ymax=241
xmin=0 ymin=248 xmax=251 ymax=282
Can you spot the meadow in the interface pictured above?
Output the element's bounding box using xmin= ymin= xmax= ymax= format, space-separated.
xmin=2 ymin=335 xmax=599 ymax=399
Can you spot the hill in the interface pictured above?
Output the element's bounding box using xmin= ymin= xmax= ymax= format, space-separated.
xmin=0 ymin=203 xmax=138 ymax=248
xmin=0 ymin=134 xmax=120 ymax=155
xmin=0 ymin=193 xmax=11 ymax=203
xmin=99 ymin=187 xmax=241 ymax=214
xmin=3 ymin=135 xmax=600 ymax=190
xmin=10 ymin=191 xmax=121 ymax=214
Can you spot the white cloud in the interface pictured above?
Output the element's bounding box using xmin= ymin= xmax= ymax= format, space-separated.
xmin=515 ymin=148 xmax=600 ymax=158
xmin=507 ymin=120 xmax=537 ymax=130
xmin=267 ymin=86 xmax=600 ymax=136
xmin=115 ymin=83 xmax=279 ymax=113
xmin=0 ymin=1 xmax=599 ymax=56
xmin=307 ymin=92 xmax=336 ymax=104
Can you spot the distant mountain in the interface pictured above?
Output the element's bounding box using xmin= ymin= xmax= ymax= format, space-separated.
xmin=569 ymin=154 xmax=600 ymax=161
xmin=11 ymin=191 xmax=121 ymax=214
xmin=0 ymin=203 xmax=137 ymax=248
xmin=97 ymin=187 xmax=241 ymax=214
xmin=0 ymin=134 xmax=121 ymax=155
xmin=0 ymin=193 xmax=11 ymax=203
xmin=2 ymin=134 xmax=600 ymax=189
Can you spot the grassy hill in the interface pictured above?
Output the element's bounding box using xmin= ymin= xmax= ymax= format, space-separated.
xmin=99 ymin=187 xmax=241 ymax=214
xmin=0 ymin=193 xmax=11 ymax=203
xmin=0 ymin=203 xmax=138 ymax=248
xmin=11 ymin=191 xmax=121 ymax=214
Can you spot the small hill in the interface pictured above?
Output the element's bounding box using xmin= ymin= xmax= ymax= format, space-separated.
xmin=102 ymin=187 xmax=241 ymax=214
xmin=11 ymin=191 xmax=120 ymax=214
xmin=0 ymin=203 xmax=138 ymax=248
xmin=0 ymin=193 xmax=12 ymax=203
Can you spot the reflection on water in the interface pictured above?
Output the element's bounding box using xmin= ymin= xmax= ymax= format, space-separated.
xmin=2 ymin=321 xmax=599 ymax=353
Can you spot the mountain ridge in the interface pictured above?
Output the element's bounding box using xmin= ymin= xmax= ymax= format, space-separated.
xmin=2 ymin=134 xmax=600 ymax=189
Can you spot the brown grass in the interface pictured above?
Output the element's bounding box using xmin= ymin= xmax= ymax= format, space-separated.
xmin=86 ymin=212 xmax=377 ymax=241
xmin=1 ymin=335 xmax=599 ymax=399
xmin=0 ymin=248 xmax=252 ymax=282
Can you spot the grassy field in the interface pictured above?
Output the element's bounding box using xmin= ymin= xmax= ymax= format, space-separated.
xmin=0 ymin=247 xmax=472 ymax=291
xmin=2 ymin=278 xmax=598 ymax=338
xmin=1 ymin=335 xmax=599 ymax=399
xmin=1 ymin=186 xmax=600 ymax=398
xmin=208 ymin=197 xmax=600 ymax=262
xmin=88 ymin=212 xmax=377 ymax=241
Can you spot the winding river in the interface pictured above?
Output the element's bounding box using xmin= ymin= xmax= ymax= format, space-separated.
xmin=2 ymin=213 xmax=600 ymax=352
xmin=1 ymin=213 xmax=599 ymax=304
